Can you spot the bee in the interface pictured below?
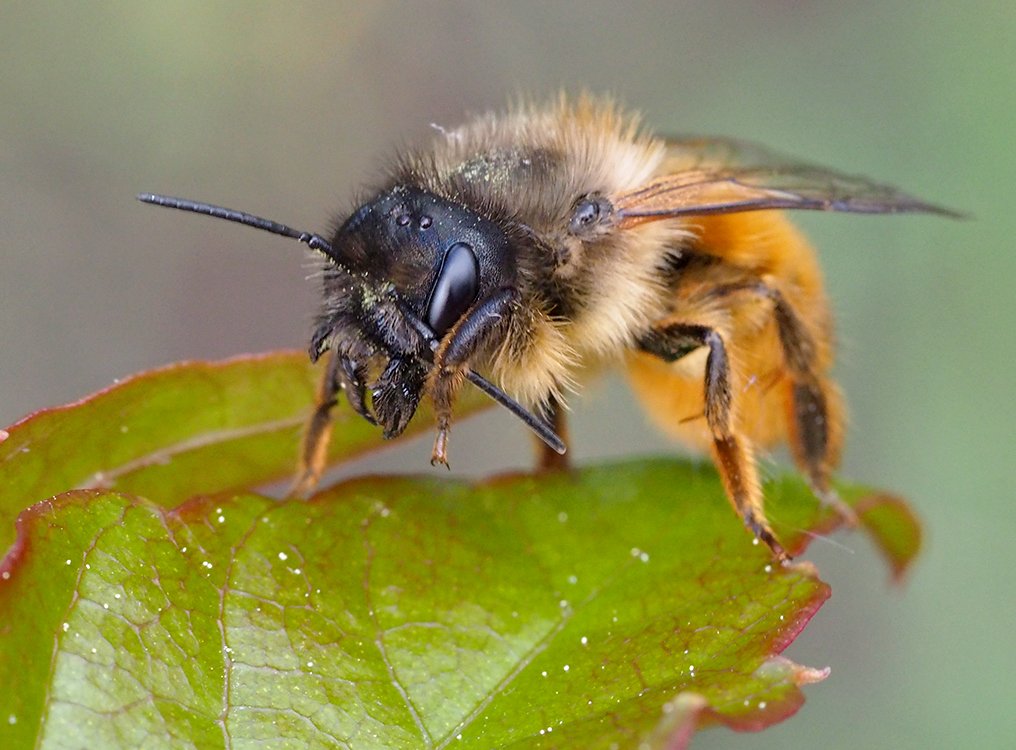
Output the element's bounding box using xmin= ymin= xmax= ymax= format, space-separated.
xmin=139 ymin=95 xmax=956 ymax=561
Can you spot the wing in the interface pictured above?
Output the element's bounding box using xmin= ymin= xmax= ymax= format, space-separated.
xmin=612 ymin=136 xmax=962 ymax=225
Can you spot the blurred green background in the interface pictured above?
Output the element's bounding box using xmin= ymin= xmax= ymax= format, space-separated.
xmin=0 ymin=2 xmax=1011 ymax=748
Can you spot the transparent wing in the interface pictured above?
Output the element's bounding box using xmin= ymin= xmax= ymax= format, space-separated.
xmin=613 ymin=136 xmax=962 ymax=224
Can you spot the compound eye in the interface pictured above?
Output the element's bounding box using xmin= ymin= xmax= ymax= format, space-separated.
xmin=569 ymin=194 xmax=611 ymax=234
xmin=426 ymin=242 xmax=480 ymax=337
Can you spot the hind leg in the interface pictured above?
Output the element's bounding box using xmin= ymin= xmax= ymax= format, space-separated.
xmin=714 ymin=278 xmax=855 ymax=523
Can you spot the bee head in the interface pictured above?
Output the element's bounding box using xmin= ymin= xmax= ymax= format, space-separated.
xmin=308 ymin=185 xmax=517 ymax=437
xmin=136 ymin=189 xmax=562 ymax=453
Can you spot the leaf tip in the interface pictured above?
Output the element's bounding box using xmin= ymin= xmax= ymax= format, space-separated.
xmin=794 ymin=664 xmax=831 ymax=686
xmin=855 ymin=492 xmax=923 ymax=583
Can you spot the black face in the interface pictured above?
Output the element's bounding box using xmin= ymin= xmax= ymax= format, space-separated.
xmin=310 ymin=185 xmax=517 ymax=437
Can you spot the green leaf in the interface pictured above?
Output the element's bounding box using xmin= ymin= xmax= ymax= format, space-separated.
xmin=0 ymin=351 xmax=489 ymax=552
xmin=0 ymin=355 xmax=921 ymax=749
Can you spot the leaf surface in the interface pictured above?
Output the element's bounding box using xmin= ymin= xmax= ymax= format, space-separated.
xmin=0 ymin=468 xmax=918 ymax=749
xmin=0 ymin=355 xmax=921 ymax=749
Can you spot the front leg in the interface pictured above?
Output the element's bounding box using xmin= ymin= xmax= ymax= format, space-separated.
xmin=638 ymin=322 xmax=788 ymax=562
xmin=291 ymin=349 xmax=376 ymax=496
xmin=428 ymin=288 xmax=519 ymax=467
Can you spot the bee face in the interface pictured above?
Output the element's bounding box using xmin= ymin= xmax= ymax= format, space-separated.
xmin=310 ymin=185 xmax=518 ymax=438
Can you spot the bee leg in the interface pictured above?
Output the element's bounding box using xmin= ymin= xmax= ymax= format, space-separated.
xmin=641 ymin=323 xmax=788 ymax=561
xmin=536 ymin=394 xmax=570 ymax=472
xmin=786 ymin=380 xmax=855 ymax=524
xmin=428 ymin=289 xmax=518 ymax=468
xmin=751 ymin=281 xmax=855 ymax=525
xmin=290 ymin=350 xmax=344 ymax=497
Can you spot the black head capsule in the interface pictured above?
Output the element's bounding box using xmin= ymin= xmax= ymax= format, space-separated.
xmin=136 ymin=191 xmax=565 ymax=456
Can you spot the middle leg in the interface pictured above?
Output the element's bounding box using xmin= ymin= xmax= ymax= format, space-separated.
xmin=639 ymin=321 xmax=788 ymax=561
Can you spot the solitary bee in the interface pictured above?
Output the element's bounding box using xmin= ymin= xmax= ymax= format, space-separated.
xmin=140 ymin=96 xmax=955 ymax=560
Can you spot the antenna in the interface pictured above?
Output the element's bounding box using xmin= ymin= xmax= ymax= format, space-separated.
xmin=465 ymin=370 xmax=566 ymax=454
xmin=136 ymin=192 xmax=566 ymax=453
xmin=137 ymin=193 xmax=336 ymax=257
